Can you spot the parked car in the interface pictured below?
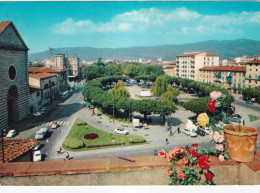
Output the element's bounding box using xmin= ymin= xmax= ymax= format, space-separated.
xmin=232 ymin=114 xmax=241 ymax=119
xmin=114 ymin=128 xmax=129 ymax=135
xmin=6 ymin=130 xmax=17 ymax=138
xmin=33 ymin=111 xmax=41 ymax=117
xmin=182 ymin=127 xmax=197 ymax=137
xmin=35 ymin=128 xmax=48 ymax=139
xmin=32 ymin=142 xmax=42 ymax=151
xmin=230 ymin=117 xmax=241 ymax=123
xmin=40 ymin=107 xmax=47 ymax=112
xmin=33 ymin=150 xmax=42 ymax=162
xmin=196 ymin=128 xmax=205 ymax=136
xmin=245 ymin=100 xmax=253 ymax=105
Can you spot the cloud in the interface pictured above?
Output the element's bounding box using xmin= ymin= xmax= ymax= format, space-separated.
xmin=51 ymin=7 xmax=260 ymax=36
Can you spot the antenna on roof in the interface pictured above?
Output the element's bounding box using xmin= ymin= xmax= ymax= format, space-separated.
xmin=48 ymin=47 xmax=55 ymax=57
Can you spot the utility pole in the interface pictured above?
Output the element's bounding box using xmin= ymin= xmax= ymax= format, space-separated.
xmin=169 ymin=121 xmax=173 ymax=136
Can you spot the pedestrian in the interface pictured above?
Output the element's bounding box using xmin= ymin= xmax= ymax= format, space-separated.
xmin=243 ymin=120 xmax=245 ymax=126
xmin=59 ymin=146 xmax=62 ymax=153
xmin=66 ymin=152 xmax=70 ymax=160
xmin=166 ymin=138 xmax=168 ymax=145
xmin=177 ymin=127 xmax=180 ymax=134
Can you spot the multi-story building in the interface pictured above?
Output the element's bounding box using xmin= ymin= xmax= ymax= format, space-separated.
xmin=163 ymin=64 xmax=176 ymax=77
xmin=176 ymin=51 xmax=219 ymax=81
xmin=29 ymin=73 xmax=58 ymax=112
xmin=0 ymin=21 xmax=30 ymax=130
xmin=44 ymin=54 xmax=80 ymax=82
xmin=234 ymin=55 xmax=254 ymax=63
xmin=29 ymin=67 xmax=69 ymax=94
xmin=199 ymin=66 xmax=246 ymax=92
xmin=245 ymin=60 xmax=260 ymax=88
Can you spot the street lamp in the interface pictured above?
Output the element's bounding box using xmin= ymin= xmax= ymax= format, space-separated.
xmin=1 ymin=129 xmax=6 ymax=163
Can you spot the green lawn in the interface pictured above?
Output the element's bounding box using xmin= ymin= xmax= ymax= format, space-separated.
xmin=62 ymin=118 xmax=148 ymax=151
xmin=248 ymin=114 xmax=260 ymax=122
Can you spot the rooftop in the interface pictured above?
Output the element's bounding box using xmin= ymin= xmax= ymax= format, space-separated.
xmin=29 ymin=72 xmax=56 ymax=79
xmin=247 ymin=60 xmax=260 ymax=64
xmin=29 ymin=66 xmax=68 ymax=73
xmin=0 ymin=139 xmax=38 ymax=163
xmin=199 ymin=66 xmax=246 ymax=72
xmin=177 ymin=51 xmax=218 ymax=57
xmin=0 ymin=21 xmax=11 ymax=33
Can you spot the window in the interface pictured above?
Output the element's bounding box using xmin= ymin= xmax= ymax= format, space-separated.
xmin=37 ymin=91 xmax=40 ymax=96
xmin=44 ymin=84 xmax=48 ymax=89
xmin=52 ymin=82 xmax=55 ymax=86
xmin=249 ymin=74 xmax=251 ymax=79
xmin=8 ymin=66 xmax=16 ymax=80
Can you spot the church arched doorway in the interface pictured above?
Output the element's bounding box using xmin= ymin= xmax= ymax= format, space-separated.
xmin=7 ymin=85 xmax=18 ymax=125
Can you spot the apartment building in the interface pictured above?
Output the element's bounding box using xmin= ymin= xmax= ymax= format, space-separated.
xmin=0 ymin=21 xmax=30 ymax=130
xmin=29 ymin=73 xmax=58 ymax=112
xmin=29 ymin=67 xmax=69 ymax=93
xmin=176 ymin=51 xmax=219 ymax=81
xmin=44 ymin=54 xmax=80 ymax=82
xmin=234 ymin=55 xmax=254 ymax=63
xmin=245 ymin=60 xmax=260 ymax=88
xmin=199 ymin=66 xmax=246 ymax=91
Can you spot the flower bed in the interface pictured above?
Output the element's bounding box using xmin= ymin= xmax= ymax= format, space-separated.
xmin=84 ymin=133 xmax=99 ymax=140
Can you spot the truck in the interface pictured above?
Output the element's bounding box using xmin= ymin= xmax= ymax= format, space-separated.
xmin=35 ymin=128 xmax=48 ymax=140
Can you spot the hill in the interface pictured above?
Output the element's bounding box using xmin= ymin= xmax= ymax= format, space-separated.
xmin=29 ymin=39 xmax=260 ymax=62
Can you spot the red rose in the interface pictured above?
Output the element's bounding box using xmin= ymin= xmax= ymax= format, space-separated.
xmin=191 ymin=150 xmax=198 ymax=158
xmin=191 ymin=143 xmax=199 ymax=148
xmin=208 ymin=99 xmax=216 ymax=113
xmin=184 ymin=147 xmax=191 ymax=155
xmin=197 ymin=156 xmax=209 ymax=169
xmin=178 ymin=171 xmax=185 ymax=180
xmin=158 ymin=150 xmax=166 ymax=158
xmin=204 ymin=172 xmax=214 ymax=181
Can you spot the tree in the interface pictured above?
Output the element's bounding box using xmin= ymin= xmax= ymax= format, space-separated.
xmin=133 ymin=99 xmax=156 ymax=122
xmin=161 ymin=86 xmax=180 ymax=102
xmin=104 ymin=63 xmax=121 ymax=76
xmin=155 ymin=101 xmax=176 ymax=125
xmin=96 ymin=58 xmax=105 ymax=67
xmin=32 ymin=62 xmax=44 ymax=67
xmin=81 ymin=65 xmax=104 ymax=80
xmin=110 ymin=81 xmax=130 ymax=98
xmin=183 ymin=97 xmax=211 ymax=115
xmin=151 ymin=76 xmax=169 ymax=97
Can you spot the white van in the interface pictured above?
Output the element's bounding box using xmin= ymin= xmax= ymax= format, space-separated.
xmin=182 ymin=119 xmax=197 ymax=137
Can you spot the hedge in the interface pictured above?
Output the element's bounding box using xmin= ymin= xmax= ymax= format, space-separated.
xmin=63 ymin=138 xmax=85 ymax=149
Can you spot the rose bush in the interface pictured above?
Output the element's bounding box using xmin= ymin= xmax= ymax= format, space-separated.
xmin=157 ymin=144 xmax=215 ymax=185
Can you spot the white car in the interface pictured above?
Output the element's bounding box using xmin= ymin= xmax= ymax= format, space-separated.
xmin=35 ymin=128 xmax=48 ymax=139
xmin=182 ymin=128 xmax=197 ymax=137
xmin=33 ymin=112 xmax=41 ymax=116
xmin=6 ymin=130 xmax=17 ymax=138
xmin=33 ymin=150 xmax=42 ymax=161
xmin=114 ymin=128 xmax=129 ymax=135
xmin=32 ymin=142 xmax=41 ymax=151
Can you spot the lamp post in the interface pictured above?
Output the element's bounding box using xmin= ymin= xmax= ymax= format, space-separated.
xmin=1 ymin=129 xmax=6 ymax=163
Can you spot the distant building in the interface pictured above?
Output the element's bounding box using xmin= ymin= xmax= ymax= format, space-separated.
xmin=234 ymin=55 xmax=254 ymax=63
xmin=104 ymin=58 xmax=120 ymax=64
xmin=29 ymin=72 xmax=58 ymax=112
xmin=29 ymin=67 xmax=69 ymax=94
xmin=163 ymin=64 xmax=176 ymax=77
xmin=0 ymin=21 xmax=30 ymax=130
xmin=253 ymin=55 xmax=260 ymax=60
xmin=199 ymin=66 xmax=246 ymax=92
xmin=176 ymin=51 xmax=219 ymax=81
xmin=44 ymin=54 xmax=80 ymax=82
xmin=220 ymin=59 xmax=231 ymax=66
xmin=245 ymin=60 xmax=260 ymax=88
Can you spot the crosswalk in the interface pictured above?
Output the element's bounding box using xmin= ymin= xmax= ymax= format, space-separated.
xmin=30 ymin=121 xmax=70 ymax=127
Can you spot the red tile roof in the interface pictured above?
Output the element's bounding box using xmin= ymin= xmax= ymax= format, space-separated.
xmin=199 ymin=66 xmax=246 ymax=72
xmin=29 ymin=67 xmax=67 ymax=73
xmin=0 ymin=139 xmax=38 ymax=163
xmin=206 ymin=53 xmax=219 ymax=56
xmin=29 ymin=72 xmax=55 ymax=79
xmin=0 ymin=21 xmax=11 ymax=33
xmin=247 ymin=60 xmax=260 ymax=64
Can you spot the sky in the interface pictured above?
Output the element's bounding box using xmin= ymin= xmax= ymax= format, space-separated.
xmin=0 ymin=1 xmax=260 ymax=54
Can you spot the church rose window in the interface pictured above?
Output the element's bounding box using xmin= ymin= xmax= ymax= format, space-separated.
xmin=9 ymin=66 xmax=16 ymax=80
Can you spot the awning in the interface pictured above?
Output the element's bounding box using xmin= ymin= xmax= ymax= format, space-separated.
xmin=227 ymin=72 xmax=231 ymax=77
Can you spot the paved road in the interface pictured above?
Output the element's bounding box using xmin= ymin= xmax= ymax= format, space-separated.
xmin=14 ymin=83 xmax=260 ymax=161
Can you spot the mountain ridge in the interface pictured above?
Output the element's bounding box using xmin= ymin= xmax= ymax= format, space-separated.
xmin=29 ymin=39 xmax=260 ymax=62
